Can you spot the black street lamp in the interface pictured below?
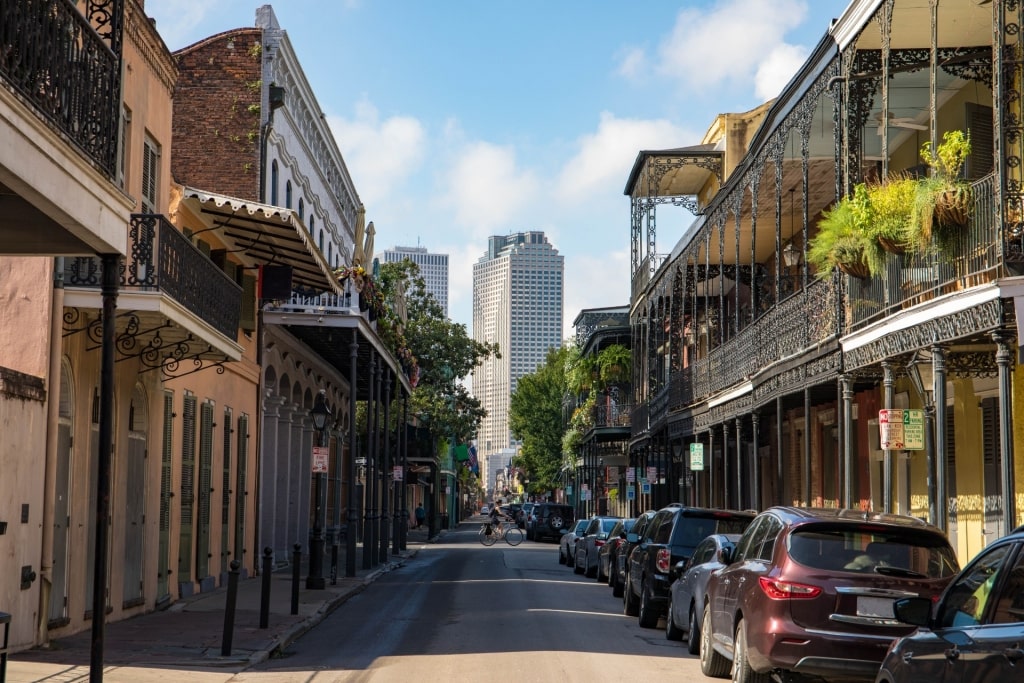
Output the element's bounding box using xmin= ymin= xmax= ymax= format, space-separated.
xmin=307 ymin=389 xmax=332 ymax=589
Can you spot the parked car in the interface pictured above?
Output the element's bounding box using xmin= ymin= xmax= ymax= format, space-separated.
xmin=506 ymin=503 xmax=523 ymax=525
xmin=516 ymin=502 xmax=534 ymax=529
xmin=559 ymin=519 xmax=590 ymax=566
xmin=480 ymin=504 xmax=490 ymax=515
xmin=574 ymin=515 xmax=622 ymax=578
xmin=625 ymin=505 xmax=756 ymax=628
xmin=529 ymin=503 xmax=575 ymax=542
xmin=598 ymin=518 xmax=636 ymax=585
xmin=613 ymin=509 xmax=657 ymax=598
xmin=875 ymin=525 xmax=1024 ymax=683
xmin=665 ymin=533 xmax=741 ymax=653
xmin=700 ymin=507 xmax=960 ymax=683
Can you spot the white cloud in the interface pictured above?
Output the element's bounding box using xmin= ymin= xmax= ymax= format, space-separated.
xmin=556 ymin=112 xmax=694 ymax=203
xmin=440 ymin=141 xmax=540 ymax=234
xmin=655 ymin=0 xmax=809 ymax=91
xmin=326 ymin=98 xmax=426 ymax=208
xmin=754 ymin=43 xmax=810 ymax=101
xmin=563 ymin=250 xmax=631 ymax=340
xmin=615 ymin=46 xmax=647 ymax=80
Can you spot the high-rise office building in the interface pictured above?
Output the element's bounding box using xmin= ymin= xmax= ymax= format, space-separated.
xmin=472 ymin=231 xmax=564 ymax=460
xmin=382 ymin=245 xmax=449 ymax=317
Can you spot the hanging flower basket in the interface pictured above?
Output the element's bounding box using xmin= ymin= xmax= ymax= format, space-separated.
xmin=933 ymin=187 xmax=971 ymax=229
xmin=876 ymin=235 xmax=906 ymax=255
xmin=837 ymin=260 xmax=870 ymax=279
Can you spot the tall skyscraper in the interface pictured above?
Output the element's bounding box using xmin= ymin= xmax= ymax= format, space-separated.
xmin=382 ymin=245 xmax=449 ymax=317
xmin=472 ymin=231 xmax=564 ymax=460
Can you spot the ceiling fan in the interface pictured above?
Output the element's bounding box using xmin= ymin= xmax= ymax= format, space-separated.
xmin=871 ymin=111 xmax=928 ymax=135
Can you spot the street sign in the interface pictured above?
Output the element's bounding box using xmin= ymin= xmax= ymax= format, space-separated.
xmin=312 ymin=445 xmax=329 ymax=473
xmin=641 ymin=480 xmax=651 ymax=494
xmin=393 ymin=465 xmax=403 ymax=481
xmin=626 ymin=485 xmax=635 ymax=500
xmin=878 ymin=409 xmax=925 ymax=450
xmin=626 ymin=467 xmax=635 ymax=482
xmin=690 ymin=443 xmax=705 ymax=471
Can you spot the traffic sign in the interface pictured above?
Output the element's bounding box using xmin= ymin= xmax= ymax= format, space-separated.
xmin=690 ymin=443 xmax=705 ymax=471
xmin=878 ymin=409 xmax=924 ymax=450
xmin=312 ymin=445 xmax=329 ymax=473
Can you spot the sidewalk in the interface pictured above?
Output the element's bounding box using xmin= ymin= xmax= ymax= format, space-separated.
xmin=6 ymin=525 xmax=449 ymax=682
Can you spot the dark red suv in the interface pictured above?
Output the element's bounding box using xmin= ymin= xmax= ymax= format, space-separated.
xmin=700 ymin=507 xmax=960 ymax=683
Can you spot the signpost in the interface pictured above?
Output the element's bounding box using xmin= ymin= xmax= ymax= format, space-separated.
xmin=878 ymin=409 xmax=924 ymax=450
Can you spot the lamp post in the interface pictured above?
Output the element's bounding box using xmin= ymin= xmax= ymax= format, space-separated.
xmin=905 ymin=350 xmax=937 ymax=528
xmin=307 ymin=389 xmax=332 ymax=589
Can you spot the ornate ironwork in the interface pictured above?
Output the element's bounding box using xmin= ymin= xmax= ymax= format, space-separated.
xmin=0 ymin=0 xmax=122 ymax=177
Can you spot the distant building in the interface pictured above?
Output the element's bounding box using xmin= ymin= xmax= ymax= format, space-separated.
xmin=382 ymin=245 xmax=449 ymax=317
xmin=472 ymin=231 xmax=564 ymax=461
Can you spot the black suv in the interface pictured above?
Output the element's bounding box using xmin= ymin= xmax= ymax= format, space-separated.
xmin=528 ymin=503 xmax=575 ymax=542
xmin=625 ymin=505 xmax=756 ymax=628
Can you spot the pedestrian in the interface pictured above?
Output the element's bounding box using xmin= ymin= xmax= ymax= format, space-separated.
xmin=415 ymin=503 xmax=426 ymax=529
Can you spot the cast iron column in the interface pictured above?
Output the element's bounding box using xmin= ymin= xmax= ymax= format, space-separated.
xmin=379 ymin=368 xmax=392 ymax=563
xmin=363 ymin=354 xmax=377 ymax=570
xmin=932 ymin=345 xmax=947 ymax=532
xmin=841 ymin=374 xmax=854 ymax=509
xmin=881 ymin=361 xmax=895 ymax=513
xmin=994 ymin=332 xmax=1018 ymax=533
xmin=751 ymin=412 xmax=760 ymax=510
xmin=346 ymin=330 xmax=359 ymax=577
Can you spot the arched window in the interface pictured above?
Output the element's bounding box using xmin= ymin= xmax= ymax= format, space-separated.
xmin=270 ymin=160 xmax=279 ymax=205
xmin=319 ymin=229 xmax=324 ymax=253
xmin=285 ymin=180 xmax=292 ymax=209
xmin=298 ymin=198 xmax=304 ymax=223
xmin=309 ymin=215 xmax=315 ymax=233
xmin=328 ymin=243 xmax=332 ymax=262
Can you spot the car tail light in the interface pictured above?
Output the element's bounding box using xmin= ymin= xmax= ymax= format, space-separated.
xmin=656 ymin=548 xmax=671 ymax=573
xmin=595 ymin=539 xmax=605 ymax=548
xmin=758 ymin=576 xmax=822 ymax=600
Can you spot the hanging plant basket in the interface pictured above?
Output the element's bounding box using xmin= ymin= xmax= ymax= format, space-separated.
xmin=876 ymin=235 xmax=906 ymax=255
xmin=837 ymin=260 xmax=870 ymax=279
xmin=933 ymin=188 xmax=971 ymax=229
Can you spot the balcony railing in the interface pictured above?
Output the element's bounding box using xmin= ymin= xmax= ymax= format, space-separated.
xmin=848 ymin=174 xmax=1000 ymax=331
xmin=591 ymin=398 xmax=632 ymax=428
xmin=0 ymin=0 xmax=120 ymax=177
xmin=65 ymin=214 xmax=242 ymax=339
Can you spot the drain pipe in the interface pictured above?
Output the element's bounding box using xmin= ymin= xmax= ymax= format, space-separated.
xmin=38 ymin=256 xmax=65 ymax=645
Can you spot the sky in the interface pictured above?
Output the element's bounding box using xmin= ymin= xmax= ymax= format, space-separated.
xmin=148 ymin=0 xmax=850 ymax=339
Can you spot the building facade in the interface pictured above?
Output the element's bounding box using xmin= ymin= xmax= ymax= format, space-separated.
xmin=383 ymin=245 xmax=449 ymax=317
xmin=472 ymin=232 xmax=564 ymax=461
xmin=627 ymin=0 xmax=1024 ymax=566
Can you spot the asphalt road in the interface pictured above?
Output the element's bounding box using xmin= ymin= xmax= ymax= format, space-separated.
xmin=233 ymin=521 xmax=713 ymax=682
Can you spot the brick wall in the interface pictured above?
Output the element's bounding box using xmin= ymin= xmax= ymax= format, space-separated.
xmin=172 ymin=29 xmax=263 ymax=200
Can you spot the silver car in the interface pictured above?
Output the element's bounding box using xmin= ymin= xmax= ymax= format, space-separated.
xmin=574 ymin=516 xmax=622 ymax=578
xmin=559 ymin=519 xmax=589 ymax=566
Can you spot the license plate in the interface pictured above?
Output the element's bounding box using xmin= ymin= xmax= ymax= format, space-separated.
xmin=857 ymin=596 xmax=894 ymax=618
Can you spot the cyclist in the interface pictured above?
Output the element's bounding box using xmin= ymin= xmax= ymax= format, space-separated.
xmin=486 ymin=499 xmax=507 ymax=535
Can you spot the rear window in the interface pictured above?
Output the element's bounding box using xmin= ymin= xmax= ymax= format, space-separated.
xmin=787 ymin=525 xmax=959 ymax=579
xmin=670 ymin=512 xmax=754 ymax=548
xmin=600 ymin=519 xmax=619 ymax=533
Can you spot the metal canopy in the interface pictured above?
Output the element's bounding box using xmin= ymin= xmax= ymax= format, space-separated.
xmin=180 ymin=187 xmax=340 ymax=294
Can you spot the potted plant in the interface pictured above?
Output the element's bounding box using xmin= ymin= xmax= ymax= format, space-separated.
xmin=863 ymin=174 xmax=917 ymax=257
xmin=807 ymin=193 xmax=874 ymax=279
xmin=909 ymin=130 xmax=972 ymax=253
xmin=596 ymin=344 xmax=631 ymax=386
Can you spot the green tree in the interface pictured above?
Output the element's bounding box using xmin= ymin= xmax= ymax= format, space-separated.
xmin=509 ymin=345 xmax=571 ymax=493
xmin=376 ymin=259 xmax=499 ymax=443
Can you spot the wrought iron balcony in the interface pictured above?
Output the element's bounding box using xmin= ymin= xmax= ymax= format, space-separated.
xmin=65 ymin=214 xmax=242 ymax=340
xmin=590 ymin=395 xmax=631 ymax=429
xmin=847 ymin=174 xmax=999 ymax=332
xmin=0 ymin=0 xmax=121 ymax=177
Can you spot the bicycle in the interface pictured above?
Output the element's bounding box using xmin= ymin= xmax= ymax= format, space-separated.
xmin=479 ymin=519 xmax=524 ymax=546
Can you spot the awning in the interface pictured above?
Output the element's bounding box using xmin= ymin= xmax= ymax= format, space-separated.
xmin=623 ymin=144 xmax=723 ymax=197
xmin=179 ymin=186 xmax=341 ymax=294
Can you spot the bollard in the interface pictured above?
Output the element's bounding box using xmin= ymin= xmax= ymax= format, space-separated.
xmin=221 ymin=560 xmax=241 ymax=656
xmin=0 ymin=611 xmax=11 ymax=683
xmin=259 ymin=547 xmax=273 ymax=629
xmin=291 ymin=543 xmax=301 ymax=616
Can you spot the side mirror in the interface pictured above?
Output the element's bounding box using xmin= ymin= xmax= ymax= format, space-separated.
xmin=626 ymin=532 xmax=639 ymax=543
xmin=893 ymin=597 xmax=932 ymax=627
xmin=674 ymin=560 xmax=688 ymax=573
xmin=718 ymin=546 xmax=735 ymax=565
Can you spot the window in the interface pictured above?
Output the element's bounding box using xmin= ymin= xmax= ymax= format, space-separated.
xmin=937 ymin=544 xmax=1012 ymax=627
xmin=285 ymin=180 xmax=292 ymax=209
xmin=270 ymin=160 xmax=279 ymax=205
xmin=298 ymin=198 xmax=304 ymax=222
xmin=141 ymin=135 xmax=160 ymax=213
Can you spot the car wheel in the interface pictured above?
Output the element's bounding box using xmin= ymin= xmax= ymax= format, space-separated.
xmin=549 ymin=515 xmax=564 ymax=530
xmin=731 ymin=619 xmax=770 ymax=683
xmin=596 ymin=558 xmax=606 ymax=583
xmin=611 ymin=569 xmax=624 ymax=598
xmin=606 ymin=555 xmax=616 ymax=586
xmin=700 ymin=604 xmax=729 ymax=678
xmin=585 ymin=552 xmax=597 ymax=578
xmin=638 ymin=577 xmax=660 ymax=628
xmin=665 ymin=594 xmax=683 ymax=641
xmin=558 ymin=546 xmax=566 ymax=564
xmin=623 ymin=578 xmax=639 ymax=616
xmin=686 ymin=603 xmax=700 ymax=655
xmin=573 ymin=549 xmax=584 ymax=574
